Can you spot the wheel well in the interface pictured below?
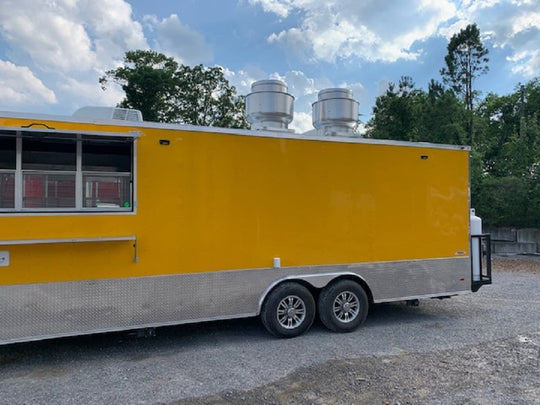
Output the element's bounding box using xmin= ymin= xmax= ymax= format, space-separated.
xmin=258 ymin=275 xmax=374 ymax=315
xmin=323 ymin=275 xmax=374 ymax=304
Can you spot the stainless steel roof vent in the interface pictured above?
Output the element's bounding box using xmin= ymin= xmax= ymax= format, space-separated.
xmin=312 ymin=88 xmax=359 ymax=137
xmin=246 ymin=80 xmax=294 ymax=131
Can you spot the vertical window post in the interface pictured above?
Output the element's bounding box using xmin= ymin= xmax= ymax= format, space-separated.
xmin=76 ymin=134 xmax=83 ymax=209
xmin=15 ymin=135 xmax=22 ymax=210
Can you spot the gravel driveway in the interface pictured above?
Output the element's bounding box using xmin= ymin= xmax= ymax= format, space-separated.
xmin=0 ymin=257 xmax=538 ymax=404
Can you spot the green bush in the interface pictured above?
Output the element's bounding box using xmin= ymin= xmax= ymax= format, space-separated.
xmin=473 ymin=176 xmax=539 ymax=227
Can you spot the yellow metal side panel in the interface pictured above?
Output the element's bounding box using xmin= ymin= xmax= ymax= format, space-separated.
xmin=0 ymin=116 xmax=470 ymax=285
xmin=164 ymin=131 xmax=470 ymax=272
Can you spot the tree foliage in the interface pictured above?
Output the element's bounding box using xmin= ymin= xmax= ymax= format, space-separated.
xmin=100 ymin=50 xmax=248 ymax=128
xmin=421 ymin=80 xmax=468 ymax=145
xmin=365 ymin=77 xmax=467 ymax=145
xmin=475 ymin=79 xmax=540 ymax=178
xmin=99 ymin=50 xmax=179 ymax=123
xmin=367 ymin=76 xmax=423 ymax=141
xmin=472 ymin=79 xmax=540 ymax=226
xmin=172 ymin=64 xmax=247 ymax=128
xmin=440 ymin=24 xmax=489 ymax=145
xmin=440 ymin=24 xmax=489 ymax=113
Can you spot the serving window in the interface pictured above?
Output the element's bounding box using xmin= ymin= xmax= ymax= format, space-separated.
xmin=0 ymin=128 xmax=137 ymax=213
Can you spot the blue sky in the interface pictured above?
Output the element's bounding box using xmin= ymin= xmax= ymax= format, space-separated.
xmin=0 ymin=0 xmax=538 ymax=132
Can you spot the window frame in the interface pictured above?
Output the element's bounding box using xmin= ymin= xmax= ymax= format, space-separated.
xmin=0 ymin=127 xmax=138 ymax=214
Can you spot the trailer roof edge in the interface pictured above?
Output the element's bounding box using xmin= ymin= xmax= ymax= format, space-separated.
xmin=0 ymin=110 xmax=470 ymax=151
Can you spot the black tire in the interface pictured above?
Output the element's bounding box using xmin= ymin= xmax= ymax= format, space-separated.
xmin=318 ymin=279 xmax=368 ymax=333
xmin=261 ymin=282 xmax=316 ymax=338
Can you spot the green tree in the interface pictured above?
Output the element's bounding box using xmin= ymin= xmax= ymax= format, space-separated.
xmin=173 ymin=64 xmax=248 ymax=128
xmin=472 ymin=78 xmax=540 ymax=227
xmin=99 ymin=50 xmax=180 ymax=122
xmin=475 ymin=79 xmax=539 ymax=177
xmin=419 ymin=80 xmax=467 ymax=145
xmin=100 ymin=50 xmax=248 ymax=128
xmin=440 ymin=23 xmax=489 ymax=144
xmin=365 ymin=76 xmax=423 ymax=141
xmin=473 ymin=176 xmax=533 ymax=227
xmin=366 ymin=77 xmax=467 ymax=145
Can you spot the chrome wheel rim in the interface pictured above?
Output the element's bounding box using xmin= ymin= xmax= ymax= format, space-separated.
xmin=277 ymin=295 xmax=306 ymax=329
xmin=333 ymin=291 xmax=359 ymax=323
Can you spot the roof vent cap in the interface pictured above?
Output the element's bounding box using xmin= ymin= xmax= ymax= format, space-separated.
xmin=246 ymin=80 xmax=294 ymax=132
xmin=312 ymin=88 xmax=359 ymax=137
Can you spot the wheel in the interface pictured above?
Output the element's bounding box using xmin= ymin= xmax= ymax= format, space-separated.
xmin=318 ymin=279 xmax=368 ymax=333
xmin=261 ymin=282 xmax=316 ymax=338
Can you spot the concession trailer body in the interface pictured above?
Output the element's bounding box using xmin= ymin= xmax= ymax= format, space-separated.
xmin=0 ymin=80 xmax=491 ymax=344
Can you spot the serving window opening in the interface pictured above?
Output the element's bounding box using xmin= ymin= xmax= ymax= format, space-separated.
xmin=82 ymin=136 xmax=133 ymax=209
xmin=0 ymin=128 xmax=137 ymax=213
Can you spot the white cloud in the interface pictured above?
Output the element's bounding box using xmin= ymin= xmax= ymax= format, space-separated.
xmin=0 ymin=0 xmax=95 ymax=72
xmin=143 ymin=14 xmax=212 ymax=65
xmin=507 ymin=48 xmax=539 ymax=77
xmin=494 ymin=9 xmax=540 ymax=77
xmin=248 ymin=0 xmax=295 ymax=18
xmin=259 ymin=0 xmax=457 ymax=63
xmin=440 ymin=0 xmax=539 ymax=78
xmin=79 ymin=0 xmax=148 ymax=66
xmin=59 ymin=76 xmax=125 ymax=111
xmin=0 ymin=0 xmax=147 ymax=73
xmin=0 ymin=0 xmax=149 ymax=113
xmin=270 ymin=70 xmax=318 ymax=97
xmin=0 ymin=60 xmax=57 ymax=107
xmin=337 ymin=81 xmax=368 ymax=111
xmin=267 ymin=28 xmax=312 ymax=60
xmin=223 ymin=65 xmax=269 ymax=95
xmin=290 ymin=111 xmax=313 ymax=133
xmin=254 ymin=0 xmax=539 ymax=79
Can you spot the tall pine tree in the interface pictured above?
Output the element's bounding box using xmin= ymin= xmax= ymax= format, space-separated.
xmin=440 ymin=24 xmax=489 ymax=145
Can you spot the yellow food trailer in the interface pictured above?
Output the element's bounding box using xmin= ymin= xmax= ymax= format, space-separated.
xmin=0 ymin=80 xmax=491 ymax=344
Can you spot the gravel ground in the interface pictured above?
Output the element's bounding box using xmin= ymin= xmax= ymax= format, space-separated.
xmin=175 ymin=256 xmax=540 ymax=405
xmin=177 ymin=332 xmax=540 ymax=405
xmin=0 ymin=256 xmax=538 ymax=405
